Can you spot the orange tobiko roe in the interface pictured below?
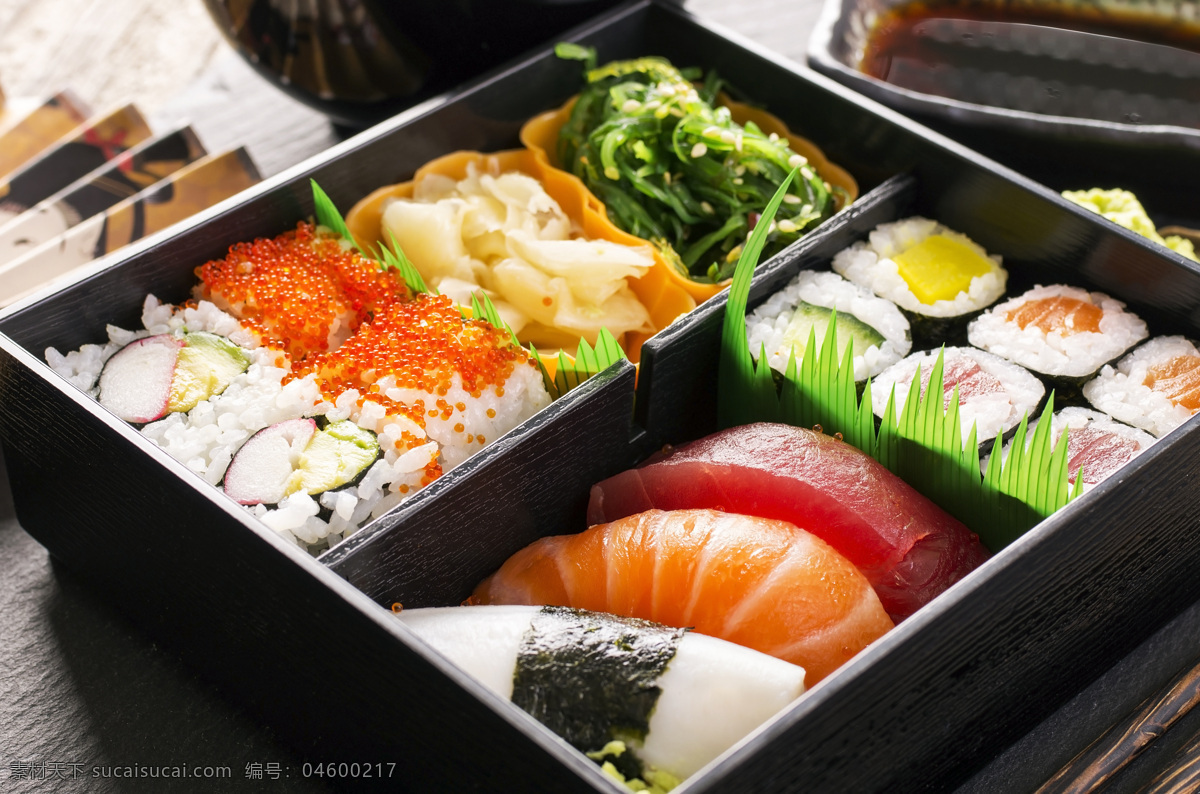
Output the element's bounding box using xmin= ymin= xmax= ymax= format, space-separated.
xmin=195 ymin=222 xmax=412 ymax=360
xmin=195 ymin=223 xmax=543 ymax=487
xmin=299 ymin=292 xmax=533 ymax=418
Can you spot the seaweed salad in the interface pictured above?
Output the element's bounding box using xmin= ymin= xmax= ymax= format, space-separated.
xmin=556 ymin=44 xmax=839 ymax=284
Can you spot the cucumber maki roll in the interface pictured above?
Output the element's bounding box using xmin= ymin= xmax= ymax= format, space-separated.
xmin=872 ymin=346 xmax=1045 ymax=449
xmin=968 ymin=284 xmax=1147 ymax=390
xmin=833 ymin=217 xmax=1007 ymax=346
xmin=746 ymin=269 xmax=910 ymax=382
xmin=1084 ymin=336 xmax=1200 ymax=438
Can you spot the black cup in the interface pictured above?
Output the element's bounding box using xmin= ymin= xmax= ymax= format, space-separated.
xmin=202 ymin=0 xmax=627 ymax=128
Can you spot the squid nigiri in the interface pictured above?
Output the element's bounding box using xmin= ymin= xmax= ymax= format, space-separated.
xmin=473 ymin=508 xmax=894 ymax=684
xmin=586 ymin=423 xmax=989 ymax=622
xmin=397 ymin=604 xmax=806 ymax=784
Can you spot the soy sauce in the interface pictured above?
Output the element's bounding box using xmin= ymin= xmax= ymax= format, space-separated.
xmin=860 ymin=0 xmax=1200 ymax=128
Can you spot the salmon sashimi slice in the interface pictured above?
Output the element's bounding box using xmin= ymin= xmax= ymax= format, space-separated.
xmin=1006 ymin=296 xmax=1103 ymax=336
xmin=586 ymin=423 xmax=989 ymax=622
xmin=473 ymin=508 xmax=894 ymax=685
xmin=1145 ymin=354 xmax=1200 ymax=412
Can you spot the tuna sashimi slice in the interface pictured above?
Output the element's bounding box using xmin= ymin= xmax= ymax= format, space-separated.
xmin=587 ymin=423 xmax=989 ymax=622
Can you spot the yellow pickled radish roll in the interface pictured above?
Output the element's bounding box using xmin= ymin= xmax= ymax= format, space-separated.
xmin=892 ymin=234 xmax=994 ymax=305
xmin=833 ymin=217 xmax=1007 ymax=324
xmin=344 ymin=150 xmax=696 ymax=362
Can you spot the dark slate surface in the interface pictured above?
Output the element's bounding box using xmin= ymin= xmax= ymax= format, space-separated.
xmin=0 ymin=448 xmax=329 ymax=793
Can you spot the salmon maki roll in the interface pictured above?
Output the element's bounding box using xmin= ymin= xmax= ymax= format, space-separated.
xmin=968 ymin=284 xmax=1147 ymax=383
xmin=473 ymin=508 xmax=894 ymax=685
xmin=1084 ymin=336 xmax=1200 ymax=438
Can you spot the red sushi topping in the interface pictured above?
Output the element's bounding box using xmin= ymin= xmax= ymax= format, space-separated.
xmin=298 ymin=293 xmax=533 ymax=421
xmin=196 ymin=222 xmax=540 ymax=490
xmin=1145 ymin=354 xmax=1200 ymax=411
xmin=1066 ymin=424 xmax=1141 ymax=487
xmin=924 ymin=356 xmax=1001 ymax=408
xmin=1006 ymin=296 xmax=1102 ymax=336
xmin=587 ymin=423 xmax=989 ymax=622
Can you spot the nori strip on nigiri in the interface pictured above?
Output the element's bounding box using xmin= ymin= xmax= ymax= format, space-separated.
xmin=513 ymin=606 xmax=683 ymax=779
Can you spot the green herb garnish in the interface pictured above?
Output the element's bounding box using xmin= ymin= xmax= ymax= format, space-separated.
xmin=380 ymin=230 xmax=433 ymax=295
xmin=548 ymin=328 xmax=627 ymax=399
xmin=311 ymin=179 xmax=366 ymax=258
xmin=557 ymin=48 xmax=834 ymax=284
xmin=719 ymin=178 xmax=1079 ymax=549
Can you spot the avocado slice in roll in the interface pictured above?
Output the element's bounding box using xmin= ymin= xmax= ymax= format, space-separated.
xmin=98 ymin=331 xmax=250 ymax=423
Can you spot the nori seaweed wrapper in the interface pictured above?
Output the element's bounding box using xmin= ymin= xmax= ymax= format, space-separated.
xmin=904 ymin=305 xmax=990 ymax=350
xmin=512 ymin=606 xmax=684 ymax=778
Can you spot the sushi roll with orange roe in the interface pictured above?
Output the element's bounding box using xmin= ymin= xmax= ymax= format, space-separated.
xmin=1084 ymin=336 xmax=1200 ymax=438
xmin=968 ymin=284 xmax=1147 ymax=386
xmin=194 ymin=221 xmax=412 ymax=361
xmin=47 ymin=221 xmax=553 ymax=552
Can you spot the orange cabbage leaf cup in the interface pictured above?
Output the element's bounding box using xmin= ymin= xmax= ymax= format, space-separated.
xmin=520 ymin=94 xmax=860 ymax=302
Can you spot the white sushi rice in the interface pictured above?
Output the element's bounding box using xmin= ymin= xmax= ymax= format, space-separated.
xmin=1083 ymin=336 xmax=1200 ymax=438
xmin=872 ymin=346 xmax=1046 ymax=447
xmin=968 ymin=284 xmax=1148 ymax=379
xmin=987 ymin=407 xmax=1156 ymax=493
xmin=832 ymin=217 xmax=1007 ymax=318
xmin=46 ymin=294 xmax=551 ymax=553
xmin=746 ymin=269 xmax=911 ymax=381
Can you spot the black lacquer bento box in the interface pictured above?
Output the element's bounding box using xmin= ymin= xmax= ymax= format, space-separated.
xmin=3 ymin=1 xmax=1200 ymax=791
